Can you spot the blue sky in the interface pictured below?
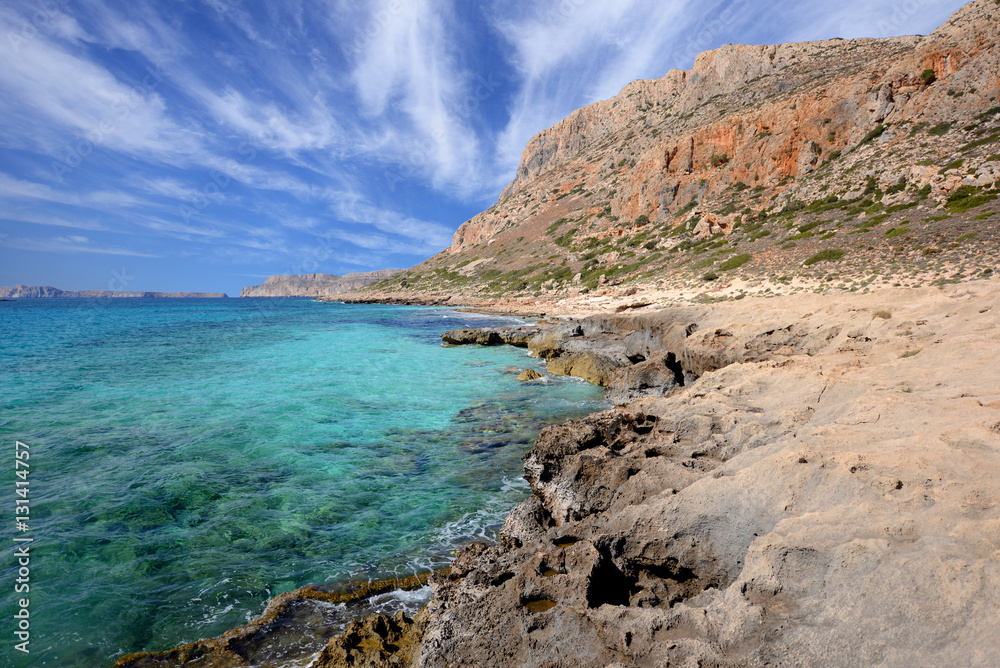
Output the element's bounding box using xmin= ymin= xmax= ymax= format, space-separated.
xmin=0 ymin=0 xmax=965 ymax=295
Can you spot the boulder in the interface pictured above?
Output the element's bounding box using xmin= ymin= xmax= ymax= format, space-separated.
xmin=517 ymin=368 xmax=544 ymax=381
xmin=546 ymin=353 xmax=623 ymax=386
xmin=441 ymin=328 xmax=503 ymax=345
xmin=604 ymin=351 xmax=686 ymax=405
xmin=527 ymin=323 xmax=583 ymax=358
xmin=441 ymin=326 xmax=540 ymax=347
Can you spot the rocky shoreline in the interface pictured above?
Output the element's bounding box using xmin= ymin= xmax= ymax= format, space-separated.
xmin=115 ymin=279 xmax=1000 ymax=667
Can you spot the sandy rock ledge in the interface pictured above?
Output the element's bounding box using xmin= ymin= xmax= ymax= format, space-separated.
xmin=420 ymin=281 xmax=1000 ymax=667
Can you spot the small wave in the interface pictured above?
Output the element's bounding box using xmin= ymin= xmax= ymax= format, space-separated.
xmin=437 ymin=309 xmax=527 ymax=325
xmin=425 ymin=476 xmax=530 ymax=558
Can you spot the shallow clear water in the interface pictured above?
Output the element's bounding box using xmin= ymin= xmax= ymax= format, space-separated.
xmin=0 ymin=299 xmax=608 ymax=667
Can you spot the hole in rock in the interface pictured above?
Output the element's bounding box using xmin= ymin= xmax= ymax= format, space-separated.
xmin=664 ymin=352 xmax=686 ymax=387
xmin=586 ymin=557 xmax=638 ymax=608
xmin=491 ymin=572 xmax=515 ymax=587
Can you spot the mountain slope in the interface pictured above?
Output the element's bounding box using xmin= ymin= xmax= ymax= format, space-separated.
xmin=358 ymin=0 xmax=1000 ymax=307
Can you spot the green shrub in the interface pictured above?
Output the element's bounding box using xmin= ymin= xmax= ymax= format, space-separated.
xmin=803 ymin=248 xmax=845 ymax=266
xmin=947 ymin=185 xmax=982 ymax=203
xmin=547 ymin=218 xmax=570 ymax=234
xmin=719 ymin=253 xmax=752 ymax=271
xmin=927 ymin=122 xmax=952 ymax=136
xmin=959 ymin=131 xmax=1000 ymax=153
xmin=710 ymin=153 xmax=730 ymax=167
xmin=863 ymin=176 xmax=878 ymax=196
xmin=553 ymin=227 xmax=578 ymax=248
xmin=634 ymin=214 xmax=649 ymax=226
xmin=885 ymin=226 xmax=910 ymax=239
xmin=781 ymin=200 xmax=806 ymax=214
xmin=675 ymin=198 xmax=698 ymax=217
xmin=920 ymin=69 xmax=936 ymax=84
xmin=860 ymin=124 xmax=887 ymax=145
xmin=939 ymin=158 xmax=964 ymax=174
xmin=886 ymin=201 xmax=918 ymax=213
xmin=702 ymin=271 xmax=719 ymax=281
xmin=885 ymin=179 xmax=907 ymax=196
xmin=947 ymin=194 xmax=994 ymax=212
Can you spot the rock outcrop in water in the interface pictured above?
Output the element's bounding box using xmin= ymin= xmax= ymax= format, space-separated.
xmin=240 ymin=270 xmax=403 ymax=297
xmin=112 ymin=574 xmax=434 ymax=668
xmin=0 ymin=285 xmax=227 ymax=298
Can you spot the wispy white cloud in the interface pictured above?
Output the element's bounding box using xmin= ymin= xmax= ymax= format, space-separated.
xmin=341 ymin=0 xmax=487 ymax=196
xmin=327 ymin=189 xmax=455 ymax=250
xmin=0 ymin=11 xmax=201 ymax=162
xmin=0 ymin=212 xmax=110 ymax=233
xmin=0 ymin=174 xmax=142 ymax=209
xmin=3 ymin=235 xmax=161 ymax=257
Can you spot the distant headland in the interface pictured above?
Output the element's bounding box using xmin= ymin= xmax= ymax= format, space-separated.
xmin=240 ymin=269 xmax=403 ymax=297
xmin=0 ymin=285 xmax=228 ymax=299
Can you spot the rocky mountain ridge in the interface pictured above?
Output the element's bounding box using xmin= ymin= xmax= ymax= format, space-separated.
xmin=355 ymin=0 xmax=999 ymax=308
xmin=0 ymin=285 xmax=227 ymax=298
xmin=240 ymin=270 xmax=403 ymax=297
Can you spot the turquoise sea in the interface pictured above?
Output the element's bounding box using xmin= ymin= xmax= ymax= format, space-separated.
xmin=0 ymin=299 xmax=608 ymax=667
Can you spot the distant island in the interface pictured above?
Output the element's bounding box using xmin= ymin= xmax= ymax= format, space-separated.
xmin=240 ymin=270 xmax=403 ymax=297
xmin=0 ymin=285 xmax=228 ymax=299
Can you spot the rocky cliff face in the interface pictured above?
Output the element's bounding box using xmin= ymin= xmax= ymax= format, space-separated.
xmin=0 ymin=285 xmax=227 ymax=298
xmin=357 ymin=0 xmax=999 ymax=305
xmin=240 ymin=270 xmax=402 ymax=297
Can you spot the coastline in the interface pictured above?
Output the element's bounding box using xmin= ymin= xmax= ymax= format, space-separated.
xmin=117 ymin=277 xmax=1000 ymax=666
